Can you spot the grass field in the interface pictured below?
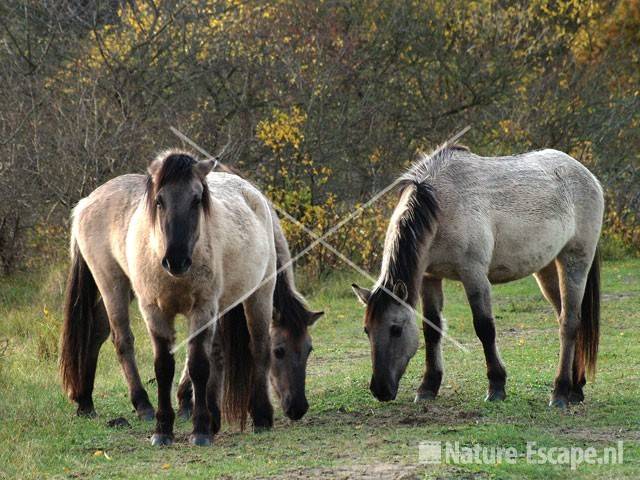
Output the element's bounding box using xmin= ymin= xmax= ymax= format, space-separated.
xmin=0 ymin=259 xmax=638 ymax=479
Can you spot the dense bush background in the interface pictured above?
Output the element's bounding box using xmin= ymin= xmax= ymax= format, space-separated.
xmin=1 ymin=0 xmax=638 ymax=275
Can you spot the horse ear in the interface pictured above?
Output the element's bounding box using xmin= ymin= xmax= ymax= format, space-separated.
xmin=194 ymin=159 xmax=216 ymax=179
xmin=147 ymin=158 xmax=162 ymax=177
xmin=307 ymin=310 xmax=324 ymax=326
xmin=393 ymin=281 xmax=408 ymax=302
xmin=351 ymin=283 xmax=371 ymax=306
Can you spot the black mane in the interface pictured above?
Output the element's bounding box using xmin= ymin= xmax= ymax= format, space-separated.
xmin=367 ymin=158 xmax=442 ymax=319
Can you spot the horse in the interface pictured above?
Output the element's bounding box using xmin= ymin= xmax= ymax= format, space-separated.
xmin=176 ymin=201 xmax=324 ymax=422
xmin=58 ymin=154 xmax=322 ymax=427
xmin=60 ymin=150 xmax=278 ymax=446
xmin=352 ymin=145 xmax=603 ymax=408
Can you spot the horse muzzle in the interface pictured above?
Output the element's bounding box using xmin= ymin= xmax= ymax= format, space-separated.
xmin=283 ymin=395 xmax=309 ymax=421
xmin=370 ymin=375 xmax=398 ymax=402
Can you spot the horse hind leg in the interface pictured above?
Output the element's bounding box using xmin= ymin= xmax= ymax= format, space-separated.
xmin=461 ymin=272 xmax=507 ymax=401
xmin=550 ymin=246 xmax=595 ymax=408
xmin=76 ymin=299 xmax=110 ymax=417
xmin=534 ymin=262 xmax=585 ymax=404
xmin=415 ymin=277 xmax=445 ymax=401
xmin=534 ymin=262 xmax=562 ymax=317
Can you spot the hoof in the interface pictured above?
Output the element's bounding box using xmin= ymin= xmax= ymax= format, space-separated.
xmin=77 ymin=407 xmax=97 ymax=418
xmin=253 ymin=417 xmax=273 ymax=432
xmin=189 ymin=434 xmax=212 ymax=446
xmin=549 ymin=397 xmax=568 ymax=409
xmin=150 ymin=433 xmax=173 ymax=446
xmin=137 ymin=408 xmax=155 ymax=422
xmin=211 ymin=414 xmax=221 ymax=436
xmin=177 ymin=406 xmax=192 ymax=421
xmin=485 ymin=389 xmax=506 ymax=402
xmin=568 ymin=390 xmax=584 ymax=404
xmin=414 ymin=391 xmax=437 ymax=402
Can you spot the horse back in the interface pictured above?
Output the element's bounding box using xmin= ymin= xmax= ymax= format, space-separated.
xmin=205 ymin=173 xmax=277 ymax=310
xmin=426 ymin=149 xmax=603 ymax=283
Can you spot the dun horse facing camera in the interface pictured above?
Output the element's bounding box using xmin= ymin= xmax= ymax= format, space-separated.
xmin=353 ymin=145 xmax=603 ymax=408
xmin=60 ymin=150 xmax=278 ymax=446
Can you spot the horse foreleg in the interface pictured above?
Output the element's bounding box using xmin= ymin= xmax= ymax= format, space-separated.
xmin=244 ymin=286 xmax=275 ymax=430
xmin=186 ymin=310 xmax=215 ymax=446
xmin=140 ymin=305 xmax=176 ymax=446
xmin=207 ymin=343 xmax=223 ymax=436
xmin=462 ymin=273 xmax=507 ymax=401
xmin=415 ymin=277 xmax=445 ymax=401
xmin=176 ymin=327 xmax=224 ymax=425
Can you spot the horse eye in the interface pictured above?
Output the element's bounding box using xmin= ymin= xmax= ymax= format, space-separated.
xmin=192 ymin=195 xmax=202 ymax=207
xmin=274 ymin=347 xmax=286 ymax=359
xmin=155 ymin=197 xmax=164 ymax=210
xmin=390 ymin=325 xmax=403 ymax=337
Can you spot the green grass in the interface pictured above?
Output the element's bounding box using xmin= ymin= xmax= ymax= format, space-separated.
xmin=0 ymin=260 xmax=639 ymax=479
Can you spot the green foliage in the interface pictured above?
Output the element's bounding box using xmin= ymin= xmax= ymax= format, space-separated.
xmin=0 ymin=0 xmax=639 ymax=274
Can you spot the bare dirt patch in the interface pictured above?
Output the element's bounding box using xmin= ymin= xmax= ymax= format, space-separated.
xmin=300 ymin=402 xmax=484 ymax=429
xmin=554 ymin=426 xmax=640 ymax=443
xmin=258 ymin=463 xmax=489 ymax=480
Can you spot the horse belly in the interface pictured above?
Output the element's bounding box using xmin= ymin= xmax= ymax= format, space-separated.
xmin=488 ymin=217 xmax=572 ymax=283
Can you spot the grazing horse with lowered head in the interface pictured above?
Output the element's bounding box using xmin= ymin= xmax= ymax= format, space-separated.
xmin=61 ymin=150 xmax=277 ymax=445
xmin=353 ymin=145 xmax=603 ymax=408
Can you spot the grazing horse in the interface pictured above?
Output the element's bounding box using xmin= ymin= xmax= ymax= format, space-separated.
xmin=352 ymin=146 xmax=603 ymax=408
xmin=60 ymin=150 xmax=277 ymax=445
xmin=176 ymin=204 xmax=324 ymax=422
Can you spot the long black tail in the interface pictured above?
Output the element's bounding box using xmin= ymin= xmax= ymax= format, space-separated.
xmin=60 ymin=241 xmax=99 ymax=402
xmin=219 ymin=304 xmax=253 ymax=431
xmin=577 ymin=247 xmax=600 ymax=381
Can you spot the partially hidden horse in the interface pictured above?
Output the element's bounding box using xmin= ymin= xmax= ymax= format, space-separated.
xmin=176 ymin=196 xmax=324 ymax=422
xmin=61 ymin=150 xmax=278 ymax=445
xmin=352 ymin=146 xmax=603 ymax=408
